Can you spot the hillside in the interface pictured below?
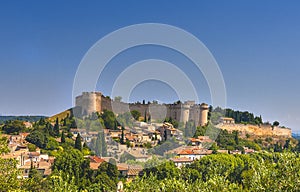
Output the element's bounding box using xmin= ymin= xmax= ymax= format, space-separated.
xmin=48 ymin=108 xmax=73 ymax=122
xmin=0 ymin=116 xmax=46 ymax=124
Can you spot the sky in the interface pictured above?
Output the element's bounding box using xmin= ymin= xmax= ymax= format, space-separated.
xmin=0 ymin=1 xmax=300 ymax=131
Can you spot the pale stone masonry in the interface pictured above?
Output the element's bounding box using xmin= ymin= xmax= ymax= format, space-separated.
xmin=75 ymin=92 xmax=209 ymax=126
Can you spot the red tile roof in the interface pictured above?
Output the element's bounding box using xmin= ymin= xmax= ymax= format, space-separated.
xmin=89 ymin=156 xmax=105 ymax=163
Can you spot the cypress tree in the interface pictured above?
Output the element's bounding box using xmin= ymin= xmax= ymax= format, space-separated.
xmin=101 ymin=131 xmax=107 ymax=156
xmin=95 ymin=133 xmax=102 ymax=156
xmin=121 ymin=126 xmax=125 ymax=144
xmin=61 ymin=131 xmax=66 ymax=143
xmin=75 ymin=133 xmax=82 ymax=151
xmin=53 ymin=118 xmax=60 ymax=137
xmin=144 ymin=110 xmax=147 ymax=122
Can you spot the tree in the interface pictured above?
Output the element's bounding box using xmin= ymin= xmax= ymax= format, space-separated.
xmin=46 ymin=171 xmax=78 ymax=192
xmin=61 ymin=131 xmax=66 ymax=143
xmin=121 ymin=126 xmax=125 ymax=144
xmin=144 ymin=110 xmax=147 ymax=122
xmin=93 ymin=131 xmax=107 ymax=157
xmin=273 ymin=121 xmax=280 ymax=127
xmin=0 ymin=158 xmax=22 ymax=191
xmin=114 ymin=96 xmax=122 ymax=102
xmin=52 ymin=149 xmax=85 ymax=185
xmin=75 ymin=133 xmax=82 ymax=151
xmin=53 ymin=118 xmax=60 ymax=137
xmin=130 ymin=110 xmax=141 ymax=121
xmin=101 ymin=110 xmax=117 ymax=129
xmin=0 ymin=133 xmax=9 ymax=154
xmin=2 ymin=120 xmax=26 ymax=134
xmin=233 ymin=130 xmax=239 ymax=145
xmin=107 ymin=158 xmax=119 ymax=184
xmin=26 ymin=130 xmax=48 ymax=149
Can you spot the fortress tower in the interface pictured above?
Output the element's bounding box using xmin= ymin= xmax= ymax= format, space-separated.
xmin=75 ymin=92 xmax=209 ymax=126
xmin=199 ymin=103 xmax=209 ymax=126
xmin=75 ymin=92 xmax=102 ymax=115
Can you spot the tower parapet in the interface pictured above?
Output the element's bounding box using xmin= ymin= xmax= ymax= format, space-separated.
xmin=199 ymin=103 xmax=209 ymax=126
xmin=75 ymin=92 xmax=209 ymax=126
xmin=75 ymin=92 xmax=102 ymax=115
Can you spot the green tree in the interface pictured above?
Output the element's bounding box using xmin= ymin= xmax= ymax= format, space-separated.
xmin=26 ymin=130 xmax=48 ymax=149
xmin=131 ymin=110 xmax=141 ymax=121
xmin=107 ymin=158 xmax=119 ymax=184
xmin=2 ymin=120 xmax=26 ymax=134
xmin=273 ymin=121 xmax=280 ymax=126
xmin=0 ymin=158 xmax=22 ymax=191
xmin=61 ymin=131 xmax=66 ymax=143
xmin=121 ymin=126 xmax=125 ymax=144
xmin=144 ymin=110 xmax=147 ymax=122
xmin=0 ymin=133 xmax=9 ymax=154
xmin=101 ymin=110 xmax=117 ymax=129
xmin=46 ymin=171 xmax=78 ymax=192
xmin=52 ymin=149 xmax=85 ymax=185
xmin=53 ymin=118 xmax=60 ymax=137
xmin=75 ymin=133 xmax=82 ymax=151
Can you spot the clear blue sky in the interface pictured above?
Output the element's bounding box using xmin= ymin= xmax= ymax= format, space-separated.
xmin=0 ymin=1 xmax=300 ymax=131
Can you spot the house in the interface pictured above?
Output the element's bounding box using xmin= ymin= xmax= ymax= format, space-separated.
xmin=117 ymin=181 xmax=123 ymax=192
xmin=127 ymin=165 xmax=143 ymax=178
xmin=178 ymin=148 xmax=213 ymax=160
xmin=70 ymin=129 xmax=87 ymax=137
xmin=189 ymin=136 xmax=214 ymax=147
xmin=230 ymin=150 xmax=242 ymax=154
xmin=117 ymin=163 xmax=129 ymax=177
xmin=219 ymin=117 xmax=235 ymax=124
xmin=20 ymin=160 xmax=52 ymax=178
xmin=170 ymin=157 xmax=193 ymax=168
xmin=244 ymin=147 xmax=255 ymax=154
xmin=89 ymin=156 xmax=106 ymax=170
xmin=23 ymin=122 xmax=33 ymax=128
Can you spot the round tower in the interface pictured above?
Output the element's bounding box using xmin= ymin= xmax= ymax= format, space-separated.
xmin=181 ymin=104 xmax=190 ymax=124
xmin=75 ymin=92 xmax=102 ymax=115
xmin=199 ymin=103 xmax=209 ymax=126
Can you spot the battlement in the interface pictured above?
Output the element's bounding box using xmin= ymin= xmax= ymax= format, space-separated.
xmin=75 ymin=92 xmax=209 ymax=126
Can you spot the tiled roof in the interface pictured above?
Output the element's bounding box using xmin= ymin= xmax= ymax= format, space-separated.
xmin=90 ymin=162 xmax=101 ymax=170
xmin=89 ymin=156 xmax=105 ymax=163
xmin=171 ymin=157 xmax=193 ymax=163
xmin=127 ymin=165 xmax=143 ymax=176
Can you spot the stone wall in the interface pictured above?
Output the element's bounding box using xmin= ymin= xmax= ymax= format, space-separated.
xmin=75 ymin=92 xmax=208 ymax=126
xmin=217 ymin=123 xmax=291 ymax=137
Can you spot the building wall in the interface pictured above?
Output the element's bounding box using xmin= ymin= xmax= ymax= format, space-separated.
xmin=75 ymin=92 xmax=208 ymax=126
xmin=199 ymin=103 xmax=209 ymax=126
xmin=217 ymin=124 xmax=291 ymax=137
xmin=75 ymin=92 xmax=102 ymax=115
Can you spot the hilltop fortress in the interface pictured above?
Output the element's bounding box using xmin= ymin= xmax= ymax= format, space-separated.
xmin=74 ymin=92 xmax=291 ymax=137
xmin=75 ymin=92 xmax=209 ymax=126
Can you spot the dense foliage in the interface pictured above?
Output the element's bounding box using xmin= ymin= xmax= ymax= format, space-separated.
xmin=126 ymin=152 xmax=300 ymax=191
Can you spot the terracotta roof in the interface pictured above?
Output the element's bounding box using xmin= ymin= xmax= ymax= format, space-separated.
xmin=90 ymin=162 xmax=101 ymax=170
xmin=171 ymin=157 xmax=193 ymax=163
xmin=178 ymin=149 xmax=193 ymax=155
xmin=89 ymin=156 xmax=105 ymax=163
xmin=221 ymin=117 xmax=235 ymax=121
xmin=127 ymin=165 xmax=143 ymax=176
xmin=117 ymin=163 xmax=129 ymax=171
xmin=126 ymin=135 xmax=135 ymax=141
xmin=178 ymin=149 xmax=213 ymax=155
xmin=20 ymin=133 xmax=30 ymax=137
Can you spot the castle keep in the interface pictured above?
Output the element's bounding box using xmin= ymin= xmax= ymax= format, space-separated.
xmin=75 ymin=92 xmax=209 ymax=126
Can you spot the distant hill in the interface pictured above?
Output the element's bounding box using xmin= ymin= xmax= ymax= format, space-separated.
xmin=292 ymin=133 xmax=300 ymax=140
xmin=47 ymin=107 xmax=82 ymax=122
xmin=0 ymin=116 xmax=47 ymax=124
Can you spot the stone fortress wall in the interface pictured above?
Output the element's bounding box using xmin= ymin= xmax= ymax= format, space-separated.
xmin=75 ymin=92 xmax=291 ymax=137
xmin=217 ymin=123 xmax=291 ymax=137
xmin=75 ymin=92 xmax=208 ymax=126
